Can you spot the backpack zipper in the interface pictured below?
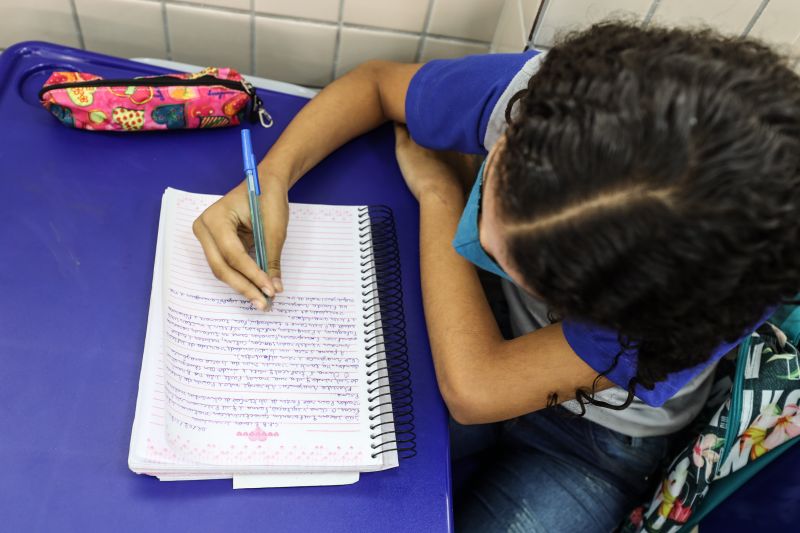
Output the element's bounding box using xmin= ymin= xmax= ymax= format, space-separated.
xmin=38 ymin=75 xmax=273 ymax=128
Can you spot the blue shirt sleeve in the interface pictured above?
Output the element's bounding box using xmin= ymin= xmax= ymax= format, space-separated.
xmin=405 ymin=51 xmax=538 ymax=154
xmin=562 ymin=314 xmax=770 ymax=407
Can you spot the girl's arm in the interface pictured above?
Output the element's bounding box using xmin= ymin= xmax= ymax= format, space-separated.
xmin=259 ymin=60 xmax=420 ymax=187
xmin=194 ymin=61 xmax=422 ymax=307
xmin=395 ymin=125 xmax=612 ymax=424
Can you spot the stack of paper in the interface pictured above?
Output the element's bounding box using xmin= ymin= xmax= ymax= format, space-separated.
xmin=128 ymin=188 xmax=398 ymax=488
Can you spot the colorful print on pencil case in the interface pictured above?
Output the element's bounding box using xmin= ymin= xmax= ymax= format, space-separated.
xmin=49 ymin=104 xmax=74 ymax=127
xmin=108 ymin=85 xmax=154 ymax=105
xmin=151 ymin=104 xmax=186 ymax=129
xmin=66 ymin=86 xmax=96 ymax=107
xmin=188 ymin=101 xmax=231 ymax=128
xmin=112 ymin=107 xmax=145 ymax=131
xmin=40 ymin=67 xmax=251 ymax=131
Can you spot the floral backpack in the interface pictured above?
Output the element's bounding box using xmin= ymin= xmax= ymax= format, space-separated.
xmin=620 ymin=300 xmax=800 ymax=532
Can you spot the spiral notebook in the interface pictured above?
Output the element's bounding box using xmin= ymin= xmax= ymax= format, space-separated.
xmin=128 ymin=188 xmax=415 ymax=488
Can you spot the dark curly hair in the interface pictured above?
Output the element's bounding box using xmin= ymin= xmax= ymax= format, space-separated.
xmin=497 ymin=22 xmax=800 ymax=411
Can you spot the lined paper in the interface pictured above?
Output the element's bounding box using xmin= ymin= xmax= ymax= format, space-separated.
xmin=129 ymin=188 xmax=398 ymax=486
xmin=161 ymin=190 xmax=376 ymax=467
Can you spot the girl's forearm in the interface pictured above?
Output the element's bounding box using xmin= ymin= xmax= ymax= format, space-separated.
xmin=418 ymin=188 xmax=506 ymax=418
xmin=258 ymin=61 xmax=419 ymax=187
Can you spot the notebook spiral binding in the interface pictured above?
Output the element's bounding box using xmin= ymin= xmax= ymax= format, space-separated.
xmin=358 ymin=206 xmax=417 ymax=460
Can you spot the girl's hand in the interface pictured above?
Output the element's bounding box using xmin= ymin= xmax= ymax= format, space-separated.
xmin=394 ymin=123 xmax=466 ymax=202
xmin=192 ymin=174 xmax=288 ymax=310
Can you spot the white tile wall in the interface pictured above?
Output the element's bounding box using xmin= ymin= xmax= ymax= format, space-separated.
xmin=254 ymin=0 xmax=340 ymax=23
xmin=521 ymin=0 xmax=544 ymax=33
xmin=75 ymin=0 xmax=166 ymax=59
xmin=196 ymin=0 xmax=250 ymax=10
xmin=493 ymin=0 xmax=534 ymax=53
xmin=0 ymin=0 xmax=80 ymax=49
xmin=336 ymin=27 xmax=420 ymax=77
xmin=650 ymin=0 xmax=763 ymax=36
xmin=343 ymin=0 xmax=429 ymax=33
xmin=420 ymin=37 xmax=490 ymax=62
xmin=3 ymin=0 xmax=800 ymax=87
xmin=255 ymin=17 xmax=338 ymax=87
xmin=428 ymin=0 xmax=507 ymax=42
xmin=749 ymin=0 xmax=800 ymax=46
xmin=166 ymin=4 xmax=251 ymax=73
xmin=532 ymin=0 xmax=652 ymax=47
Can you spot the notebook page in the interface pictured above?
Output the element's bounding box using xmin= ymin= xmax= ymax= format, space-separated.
xmin=130 ymin=191 xmax=228 ymax=472
xmin=130 ymin=258 xmax=363 ymax=484
xmin=162 ymin=188 xmax=382 ymax=469
xmin=129 ymin=191 xmax=176 ymax=471
xmin=231 ymin=471 xmax=359 ymax=489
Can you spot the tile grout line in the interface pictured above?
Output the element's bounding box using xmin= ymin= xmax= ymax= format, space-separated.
xmin=416 ymin=0 xmax=437 ymax=62
xmin=525 ymin=0 xmax=545 ymax=50
xmin=528 ymin=0 xmax=551 ymax=46
xmin=642 ymin=0 xmax=661 ymax=26
xmin=140 ymin=0 xmax=491 ymax=47
xmin=162 ymin=0 xmax=173 ymax=60
xmin=250 ymin=0 xmax=256 ymax=75
xmin=742 ymin=0 xmax=771 ymax=37
xmin=352 ymin=24 xmax=489 ymax=45
xmin=330 ymin=0 xmax=345 ymax=82
xmin=68 ymin=0 xmax=86 ymax=49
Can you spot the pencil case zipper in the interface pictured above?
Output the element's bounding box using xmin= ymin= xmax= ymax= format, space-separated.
xmin=39 ymin=75 xmax=273 ymax=128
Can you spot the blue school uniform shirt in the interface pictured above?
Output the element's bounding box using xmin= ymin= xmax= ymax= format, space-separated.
xmin=405 ymin=50 xmax=762 ymax=408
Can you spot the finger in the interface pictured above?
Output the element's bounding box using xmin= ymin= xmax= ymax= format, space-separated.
xmin=193 ymin=217 xmax=272 ymax=309
xmin=205 ymin=214 xmax=277 ymax=297
xmin=394 ymin=122 xmax=410 ymax=145
xmin=261 ymin=184 xmax=288 ymax=293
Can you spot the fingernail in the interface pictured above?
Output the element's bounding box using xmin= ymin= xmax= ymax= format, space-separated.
xmin=273 ymin=278 xmax=284 ymax=293
xmin=251 ymin=299 xmax=265 ymax=311
xmin=261 ymin=286 xmax=274 ymax=298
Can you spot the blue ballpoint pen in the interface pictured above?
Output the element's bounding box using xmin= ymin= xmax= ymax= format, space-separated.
xmin=241 ymin=128 xmax=272 ymax=308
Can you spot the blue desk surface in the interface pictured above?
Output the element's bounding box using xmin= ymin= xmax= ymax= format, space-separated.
xmin=0 ymin=42 xmax=451 ymax=532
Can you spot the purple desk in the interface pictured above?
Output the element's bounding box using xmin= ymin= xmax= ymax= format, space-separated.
xmin=0 ymin=42 xmax=451 ymax=532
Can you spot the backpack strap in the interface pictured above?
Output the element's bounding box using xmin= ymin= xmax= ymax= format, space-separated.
xmin=770 ymin=294 xmax=800 ymax=344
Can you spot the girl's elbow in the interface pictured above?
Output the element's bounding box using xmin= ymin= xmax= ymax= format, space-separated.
xmin=439 ymin=376 xmax=490 ymax=425
xmin=448 ymin=404 xmax=482 ymax=426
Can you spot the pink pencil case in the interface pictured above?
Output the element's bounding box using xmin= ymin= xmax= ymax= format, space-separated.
xmin=38 ymin=67 xmax=273 ymax=132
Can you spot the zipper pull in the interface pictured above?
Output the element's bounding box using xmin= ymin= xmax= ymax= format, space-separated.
xmin=241 ymin=79 xmax=273 ymax=128
xmin=255 ymin=96 xmax=274 ymax=129
xmin=241 ymin=79 xmax=255 ymax=95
